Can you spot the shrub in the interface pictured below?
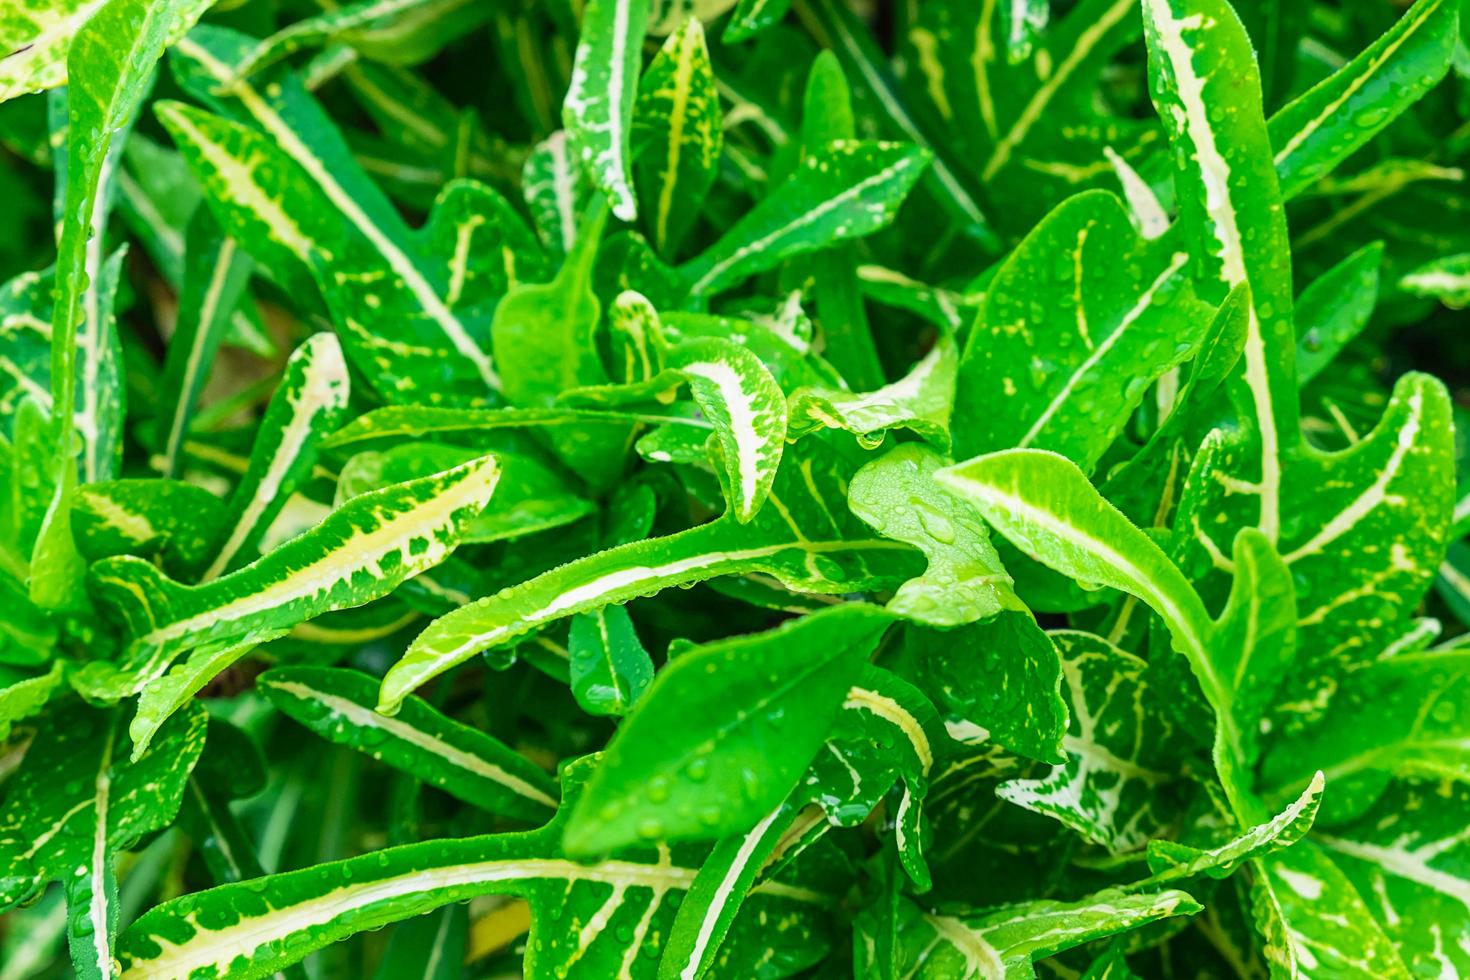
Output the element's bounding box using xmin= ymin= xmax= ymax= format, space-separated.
xmin=1 ymin=0 xmax=1468 ymax=976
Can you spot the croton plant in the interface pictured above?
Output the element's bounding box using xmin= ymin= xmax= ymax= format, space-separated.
xmin=1 ymin=0 xmax=1469 ymax=976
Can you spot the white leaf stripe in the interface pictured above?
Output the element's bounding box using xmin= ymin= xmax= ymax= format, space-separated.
xmin=173 ymin=38 xmax=500 ymax=391
xmin=679 ymin=806 xmax=786 ymax=980
xmin=980 ymin=0 xmax=1133 ymax=182
xmin=260 ymin=677 xmax=557 ymax=809
xmin=1017 ymin=252 xmax=1188 ymax=449
xmin=163 ymin=238 xmax=239 ymax=477
xmin=118 ymin=856 xmax=821 ymax=979
xmin=1283 ymin=384 xmax=1425 ymax=564
xmin=1272 ymin=0 xmax=1449 ymax=168
xmin=1142 ymin=0 xmax=1281 ymax=541
xmin=685 ymin=147 xmax=924 ymax=295
xmin=381 ymin=535 xmax=908 ymax=710
xmin=124 ymin=455 xmax=499 ymax=653
xmin=85 ymin=725 xmax=117 ymax=979
xmin=202 ymin=334 xmax=349 ymax=581
xmin=844 ymin=686 xmax=932 ymax=773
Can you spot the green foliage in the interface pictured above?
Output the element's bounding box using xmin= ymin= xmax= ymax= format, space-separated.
xmin=1 ymin=0 xmax=1468 ymax=976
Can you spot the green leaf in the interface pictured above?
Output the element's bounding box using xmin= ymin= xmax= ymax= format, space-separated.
xmin=563 ymin=0 xmax=651 ymax=221
xmin=1144 ymin=771 xmax=1322 ymax=883
xmin=0 ymin=699 xmax=207 ymax=909
xmin=1295 ymin=241 xmax=1384 ymax=385
xmin=1269 ymin=0 xmax=1459 ymax=200
xmin=1399 ymin=252 xmax=1470 ymax=309
xmin=724 ymin=0 xmax=792 ymax=42
xmin=259 ymin=666 xmax=559 ymax=821
xmin=847 ymin=443 xmax=1020 ymax=627
xmin=380 ymin=440 xmax=917 ymax=711
xmin=1314 ymin=778 xmax=1470 ymax=977
xmin=0 ymin=661 xmax=63 ymax=741
xmin=129 ymin=629 xmax=285 ymax=759
xmin=788 ymin=335 xmax=957 ymax=451
xmin=230 ymin=0 xmax=491 ymax=81
xmin=491 ymin=204 xmax=610 ymax=408
xmin=632 ymin=17 xmax=722 ymax=256
xmin=679 ymin=140 xmax=930 ymax=297
xmin=196 ymin=333 xmax=350 ymax=581
xmin=115 ymin=759 xmax=834 ymax=980
xmin=1252 ymin=839 xmax=1410 ymax=979
xmin=891 ymin=887 xmax=1201 ymax=977
xmin=952 ymin=190 xmax=1212 ymax=471
xmin=568 ymin=605 xmax=655 ymax=717
xmin=80 ymin=453 xmax=499 ymax=699
xmin=1261 ymin=650 xmax=1470 ymax=824
xmin=562 ymin=603 xmax=892 ymax=856
xmin=995 ymin=631 xmax=1178 ymax=853
xmin=158 ymin=210 xmax=253 ymax=479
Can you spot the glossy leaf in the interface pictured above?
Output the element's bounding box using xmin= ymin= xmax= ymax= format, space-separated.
xmin=563 ymin=604 xmax=891 ymax=855
xmin=260 ymin=666 xmax=559 ymax=821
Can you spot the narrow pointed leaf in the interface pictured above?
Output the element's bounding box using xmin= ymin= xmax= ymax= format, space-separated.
xmin=563 ymin=0 xmax=650 ymax=221
xmin=260 ymin=666 xmax=559 ymax=821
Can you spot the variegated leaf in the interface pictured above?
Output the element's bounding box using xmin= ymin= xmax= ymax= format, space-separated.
xmin=260 ymin=666 xmax=559 ymax=821
xmin=678 ymin=140 xmax=930 ymax=297
xmin=197 ymin=333 xmax=350 ymax=581
xmin=1315 ymin=778 xmax=1470 ymax=977
xmin=568 ymin=605 xmax=654 ymax=717
xmin=1143 ymin=771 xmax=1322 ymax=883
xmin=158 ymin=210 xmax=254 ymax=479
xmin=1141 ymin=0 xmax=1296 ymax=544
xmin=952 ymin=190 xmax=1211 ymax=472
xmin=890 ymin=887 xmax=1200 ymax=978
xmin=632 ymin=16 xmax=721 ymax=257
xmin=128 ymin=630 xmax=285 ymax=759
xmin=1261 ymin=650 xmax=1470 ymax=824
xmin=78 ymin=453 xmax=499 ymax=701
xmin=1269 ymin=0 xmax=1458 ymax=200
xmin=115 ymin=759 xmax=835 ymax=980
xmin=788 ymin=335 xmax=956 ymax=451
xmin=1252 ymin=839 xmax=1410 ymax=979
xmin=379 ymin=440 xmax=920 ymax=712
xmin=0 ymin=0 xmax=210 ymax=102
xmin=901 ymin=0 xmax=1149 ymax=234
xmin=162 ymin=30 xmax=502 ymax=403
xmin=563 ymin=0 xmax=650 ymax=221
xmin=1400 ymin=252 xmax=1470 ymax=309
xmin=0 ymin=699 xmax=207 ymax=914
xmin=568 ymin=335 xmax=787 ymax=522
xmin=522 ymin=131 xmax=592 ymax=260
xmin=996 ymin=631 xmax=1178 ymax=853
